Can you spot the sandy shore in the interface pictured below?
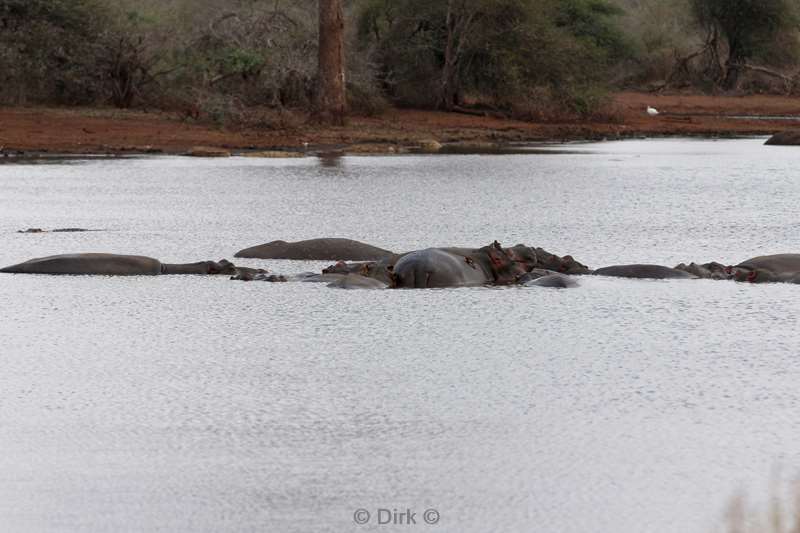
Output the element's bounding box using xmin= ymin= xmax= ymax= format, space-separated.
xmin=1 ymin=92 xmax=799 ymax=156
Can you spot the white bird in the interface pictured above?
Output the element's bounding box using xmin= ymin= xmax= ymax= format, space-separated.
xmin=646 ymin=106 xmax=660 ymax=116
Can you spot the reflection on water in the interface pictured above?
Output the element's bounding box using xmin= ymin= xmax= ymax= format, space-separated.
xmin=0 ymin=137 xmax=799 ymax=533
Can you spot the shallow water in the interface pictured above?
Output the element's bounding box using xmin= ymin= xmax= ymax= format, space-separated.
xmin=1 ymin=138 xmax=800 ymax=532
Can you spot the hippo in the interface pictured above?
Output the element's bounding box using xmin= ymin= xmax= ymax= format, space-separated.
xmin=390 ymin=241 xmax=546 ymax=288
xmin=524 ymin=273 xmax=579 ymax=288
xmin=229 ymin=268 xmax=277 ymax=281
xmin=234 ymin=238 xmax=394 ymax=260
xmin=326 ymin=276 xmax=388 ymax=289
xmin=391 ymin=248 xmax=491 ymax=288
xmin=765 ymin=130 xmax=800 ymax=145
xmin=322 ymin=259 xmax=396 ymax=284
xmin=592 ymin=264 xmax=695 ymax=279
xmin=517 ymin=268 xmax=560 ymax=283
xmin=532 ymin=247 xmax=591 ymax=274
xmin=235 ymin=273 xmax=287 ymax=282
xmin=728 ymin=254 xmax=800 ymax=283
xmin=0 ymin=253 xmax=250 ymax=276
xmin=674 ymin=261 xmax=731 ymax=280
xmin=17 ymin=228 xmax=94 ymax=233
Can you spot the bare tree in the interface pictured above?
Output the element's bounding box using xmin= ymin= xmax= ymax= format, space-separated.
xmin=440 ymin=0 xmax=479 ymax=110
xmin=316 ymin=0 xmax=346 ymax=124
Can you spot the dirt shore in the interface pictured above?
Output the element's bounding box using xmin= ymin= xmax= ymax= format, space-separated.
xmin=1 ymin=91 xmax=799 ymax=156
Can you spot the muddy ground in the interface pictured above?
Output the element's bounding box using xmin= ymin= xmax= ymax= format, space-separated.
xmin=1 ymin=92 xmax=799 ymax=155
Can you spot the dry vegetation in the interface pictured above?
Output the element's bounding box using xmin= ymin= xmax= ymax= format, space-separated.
xmin=3 ymin=0 xmax=800 ymax=152
xmin=4 ymin=0 xmax=800 ymax=124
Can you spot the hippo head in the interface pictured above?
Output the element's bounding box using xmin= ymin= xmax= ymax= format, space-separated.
xmin=732 ymin=267 xmax=776 ymax=283
xmin=704 ymin=262 xmax=732 ymax=280
xmin=258 ymin=274 xmax=288 ymax=282
xmin=506 ymin=244 xmax=538 ymax=271
xmin=323 ymin=261 xmax=355 ymax=274
xmin=482 ymin=241 xmax=528 ymax=284
xmin=676 ymin=261 xmax=733 ymax=280
xmin=324 ymin=260 xmax=393 ymax=284
xmin=559 ymin=255 xmax=591 ymax=274
xmin=230 ymin=270 xmax=256 ymax=281
xmin=209 ymin=259 xmax=238 ymax=275
xmin=533 ymin=248 xmax=590 ymax=274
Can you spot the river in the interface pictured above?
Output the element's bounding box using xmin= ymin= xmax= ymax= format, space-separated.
xmin=0 ymin=138 xmax=798 ymax=532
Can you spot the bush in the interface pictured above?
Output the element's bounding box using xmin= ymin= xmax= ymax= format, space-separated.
xmin=0 ymin=0 xmax=108 ymax=104
xmin=355 ymin=0 xmax=631 ymax=117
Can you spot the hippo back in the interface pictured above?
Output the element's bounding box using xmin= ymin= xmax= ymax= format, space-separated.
xmin=392 ymin=248 xmax=490 ymax=288
xmin=0 ymin=253 xmax=162 ymax=275
xmin=736 ymin=254 xmax=800 ymax=274
xmin=593 ymin=264 xmax=695 ymax=279
xmin=234 ymin=238 xmax=394 ymax=260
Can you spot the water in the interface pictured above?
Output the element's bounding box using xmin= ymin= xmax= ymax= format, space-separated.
xmin=1 ymin=138 xmax=799 ymax=532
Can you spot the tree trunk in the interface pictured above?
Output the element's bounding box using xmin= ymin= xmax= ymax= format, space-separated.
xmin=439 ymin=1 xmax=458 ymax=111
xmin=316 ymin=0 xmax=346 ymax=125
xmin=722 ymin=39 xmax=743 ymax=91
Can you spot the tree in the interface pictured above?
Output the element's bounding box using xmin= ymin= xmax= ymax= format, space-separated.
xmin=691 ymin=0 xmax=797 ymax=90
xmin=0 ymin=0 xmax=107 ymax=104
xmin=440 ymin=0 xmax=479 ymax=110
xmin=355 ymin=0 xmax=629 ymax=115
xmin=316 ymin=0 xmax=346 ymax=124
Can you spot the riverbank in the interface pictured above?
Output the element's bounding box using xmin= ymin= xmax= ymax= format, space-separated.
xmin=1 ymin=91 xmax=799 ymax=156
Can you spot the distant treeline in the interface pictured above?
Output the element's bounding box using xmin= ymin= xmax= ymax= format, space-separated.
xmin=2 ymin=0 xmax=799 ymax=123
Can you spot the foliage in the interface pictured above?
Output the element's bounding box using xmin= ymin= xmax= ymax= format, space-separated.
xmin=2 ymin=0 xmax=800 ymax=119
xmin=690 ymin=0 xmax=799 ymax=89
xmin=355 ymin=0 xmax=631 ymax=116
xmin=0 ymin=0 xmax=107 ymax=104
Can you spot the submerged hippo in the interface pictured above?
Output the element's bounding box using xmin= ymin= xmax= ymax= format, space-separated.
xmin=326 ymin=276 xmax=388 ymax=289
xmin=593 ymin=264 xmax=695 ymax=279
xmin=674 ymin=261 xmax=731 ymax=280
xmin=0 ymin=253 xmax=251 ymax=276
xmin=729 ymin=254 xmax=800 ymax=283
xmin=17 ymin=228 xmax=95 ymax=233
xmin=392 ymin=248 xmax=491 ymax=288
xmin=531 ymin=247 xmax=592 ymax=274
xmin=524 ymin=273 xmax=579 ymax=288
xmin=234 ymin=238 xmax=394 ymax=261
xmin=517 ymin=268 xmax=579 ymax=288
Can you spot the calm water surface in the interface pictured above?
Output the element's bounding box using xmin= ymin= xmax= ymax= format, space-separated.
xmin=1 ymin=138 xmax=799 ymax=532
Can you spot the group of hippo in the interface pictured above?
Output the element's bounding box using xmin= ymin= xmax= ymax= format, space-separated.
xmin=3 ymin=237 xmax=800 ymax=289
